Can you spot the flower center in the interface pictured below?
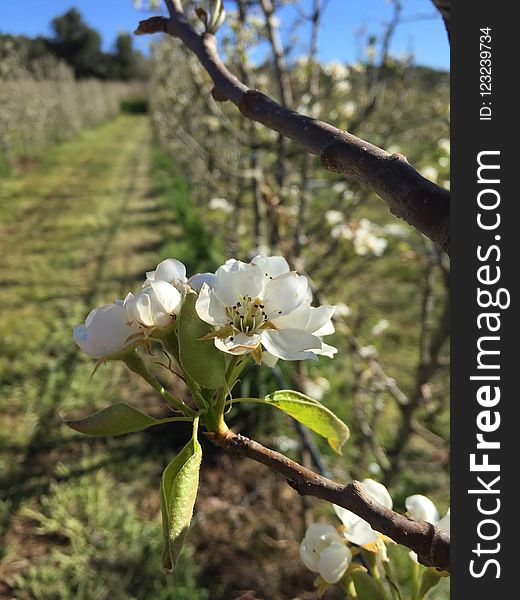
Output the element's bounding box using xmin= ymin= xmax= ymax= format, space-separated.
xmin=225 ymin=295 xmax=268 ymax=336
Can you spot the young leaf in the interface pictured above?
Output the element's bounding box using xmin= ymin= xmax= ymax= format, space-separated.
xmin=177 ymin=292 xmax=226 ymax=388
xmin=62 ymin=403 xmax=187 ymax=436
xmin=160 ymin=422 xmax=202 ymax=574
xmin=351 ymin=570 xmax=386 ymax=600
xmin=264 ymin=390 xmax=350 ymax=454
xmin=418 ymin=567 xmax=444 ymax=598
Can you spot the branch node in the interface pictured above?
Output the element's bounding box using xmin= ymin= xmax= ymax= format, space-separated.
xmin=211 ymin=87 xmax=228 ymax=102
xmin=134 ymin=16 xmax=168 ymax=36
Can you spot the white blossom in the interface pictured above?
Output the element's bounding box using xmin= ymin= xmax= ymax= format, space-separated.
xmin=438 ymin=138 xmax=450 ymax=154
xmin=406 ymin=495 xmax=450 ymax=563
xmin=331 ymin=223 xmax=353 ymax=240
xmin=420 ymin=166 xmax=439 ymax=182
xmin=326 ymin=210 xmax=344 ymax=226
xmin=335 ymin=80 xmax=352 ymax=95
xmin=359 ymin=345 xmax=378 ymax=359
xmin=333 ymin=303 xmax=352 ymax=319
xmin=323 ymin=61 xmax=349 ymax=80
xmin=300 ymin=523 xmax=352 ymax=584
xmin=383 ymin=223 xmax=409 ymax=238
xmin=371 ymin=319 xmax=390 ymax=337
xmin=405 ymin=495 xmax=440 ymax=524
xmin=273 ymin=435 xmax=299 ymax=453
xmin=437 ymin=508 xmax=450 ymax=532
xmin=302 ymin=376 xmax=331 ymax=401
xmin=368 ymin=462 xmax=381 ymax=475
xmin=352 ymin=221 xmax=387 ymax=257
xmin=339 ymin=100 xmax=357 ymax=119
xmin=195 ymin=255 xmax=337 ymax=361
xmin=144 ymin=258 xmax=187 ymax=292
xmin=208 ymin=197 xmax=233 ymax=213
xmin=334 ymin=479 xmax=392 ymax=547
xmin=124 ymin=281 xmax=182 ymax=330
xmin=188 ymin=272 xmax=217 ymax=292
xmin=73 ymin=302 xmax=138 ymax=359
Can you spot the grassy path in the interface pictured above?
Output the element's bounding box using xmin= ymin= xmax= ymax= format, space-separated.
xmin=0 ymin=115 xmax=207 ymax=599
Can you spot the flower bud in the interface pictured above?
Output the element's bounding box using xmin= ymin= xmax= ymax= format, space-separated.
xmin=124 ymin=281 xmax=182 ymax=329
xmin=73 ymin=302 xmax=138 ymax=359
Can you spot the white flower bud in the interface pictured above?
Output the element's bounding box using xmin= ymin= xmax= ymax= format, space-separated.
xmin=73 ymin=302 xmax=138 ymax=359
xmin=334 ymin=479 xmax=392 ymax=547
xmin=300 ymin=523 xmax=351 ymax=584
xmin=124 ymin=281 xmax=182 ymax=329
xmin=325 ymin=209 xmax=344 ymax=226
xmin=144 ymin=258 xmax=187 ymax=292
xmin=405 ymin=494 xmax=440 ymax=524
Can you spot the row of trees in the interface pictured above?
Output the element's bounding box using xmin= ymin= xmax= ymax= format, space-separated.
xmin=140 ymin=0 xmax=451 ymax=595
xmin=0 ymin=8 xmax=146 ymax=80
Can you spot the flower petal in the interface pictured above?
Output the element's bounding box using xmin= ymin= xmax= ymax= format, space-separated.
xmin=270 ymin=303 xmax=311 ymax=330
xmin=405 ymin=495 xmax=440 ymax=524
xmin=188 ymin=272 xmax=217 ymax=292
xmin=299 ymin=539 xmax=320 ymax=573
xmin=251 ymin=254 xmax=290 ymax=278
xmin=261 ymin=329 xmax=321 ymax=361
xmin=195 ymin=284 xmax=227 ymax=326
xmin=361 ymin=479 xmax=393 ymax=510
xmin=318 ymin=541 xmax=351 ymax=584
xmin=333 ymin=505 xmax=360 ymax=529
xmin=314 ymin=342 xmax=338 ymax=358
xmin=263 ymin=272 xmax=310 ymax=318
xmin=344 ymin=519 xmax=380 ymax=547
xmin=73 ymin=303 xmax=138 ymax=359
xmin=213 ymin=262 xmax=265 ymax=307
xmin=145 ymin=258 xmax=187 ymax=288
xmin=437 ymin=509 xmax=450 ymax=532
xmin=214 ymin=332 xmax=262 ymax=355
xmin=261 ymin=350 xmax=279 ymax=368
xmin=307 ymin=305 xmax=335 ymax=334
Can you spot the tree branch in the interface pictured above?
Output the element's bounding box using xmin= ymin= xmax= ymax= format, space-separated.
xmin=207 ymin=429 xmax=450 ymax=572
xmin=136 ymin=5 xmax=450 ymax=253
xmin=430 ymin=0 xmax=450 ymax=39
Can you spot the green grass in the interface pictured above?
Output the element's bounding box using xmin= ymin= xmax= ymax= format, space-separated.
xmin=0 ymin=114 xmax=210 ymax=598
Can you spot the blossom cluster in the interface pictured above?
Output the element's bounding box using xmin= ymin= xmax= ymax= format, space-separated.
xmin=73 ymin=255 xmax=337 ymax=366
xmin=326 ymin=213 xmax=388 ymax=257
xmin=300 ymin=478 xmax=450 ymax=584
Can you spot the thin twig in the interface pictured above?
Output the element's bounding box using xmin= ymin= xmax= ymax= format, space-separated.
xmin=207 ymin=429 xmax=450 ymax=572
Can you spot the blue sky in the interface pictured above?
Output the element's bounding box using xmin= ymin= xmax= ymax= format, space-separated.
xmin=0 ymin=0 xmax=449 ymax=70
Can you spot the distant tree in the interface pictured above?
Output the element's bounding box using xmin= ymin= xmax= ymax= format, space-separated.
xmin=110 ymin=33 xmax=145 ymax=80
xmin=47 ymin=8 xmax=105 ymax=78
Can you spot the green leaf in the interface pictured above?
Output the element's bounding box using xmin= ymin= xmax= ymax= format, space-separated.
xmin=264 ymin=390 xmax=350 ymax=454
xmin=351 ymin=570 xmax=385 ymax=600
xmin=418 ymin=568 xmax=444 ymax=599
xmin=160 ymin=422 xmax=202 ymax=574
xmin=177 ymin=292 xmax=226 ymax=389
xmin=63 ymin=403 xmax=187 ymax=436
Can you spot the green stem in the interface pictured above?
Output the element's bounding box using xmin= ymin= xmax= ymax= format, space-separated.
xmin=226 ymin=354 xmax=250 ymax=388
xmin=122 ymin=350 xmax=197 ymax=418
xmin=347 ymin=579 xmax=358 ymax=600
xmin=224 ymin=397 xmax=264 ymax=407
xmin=371 ymin=563 xmax=391 ymax=600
